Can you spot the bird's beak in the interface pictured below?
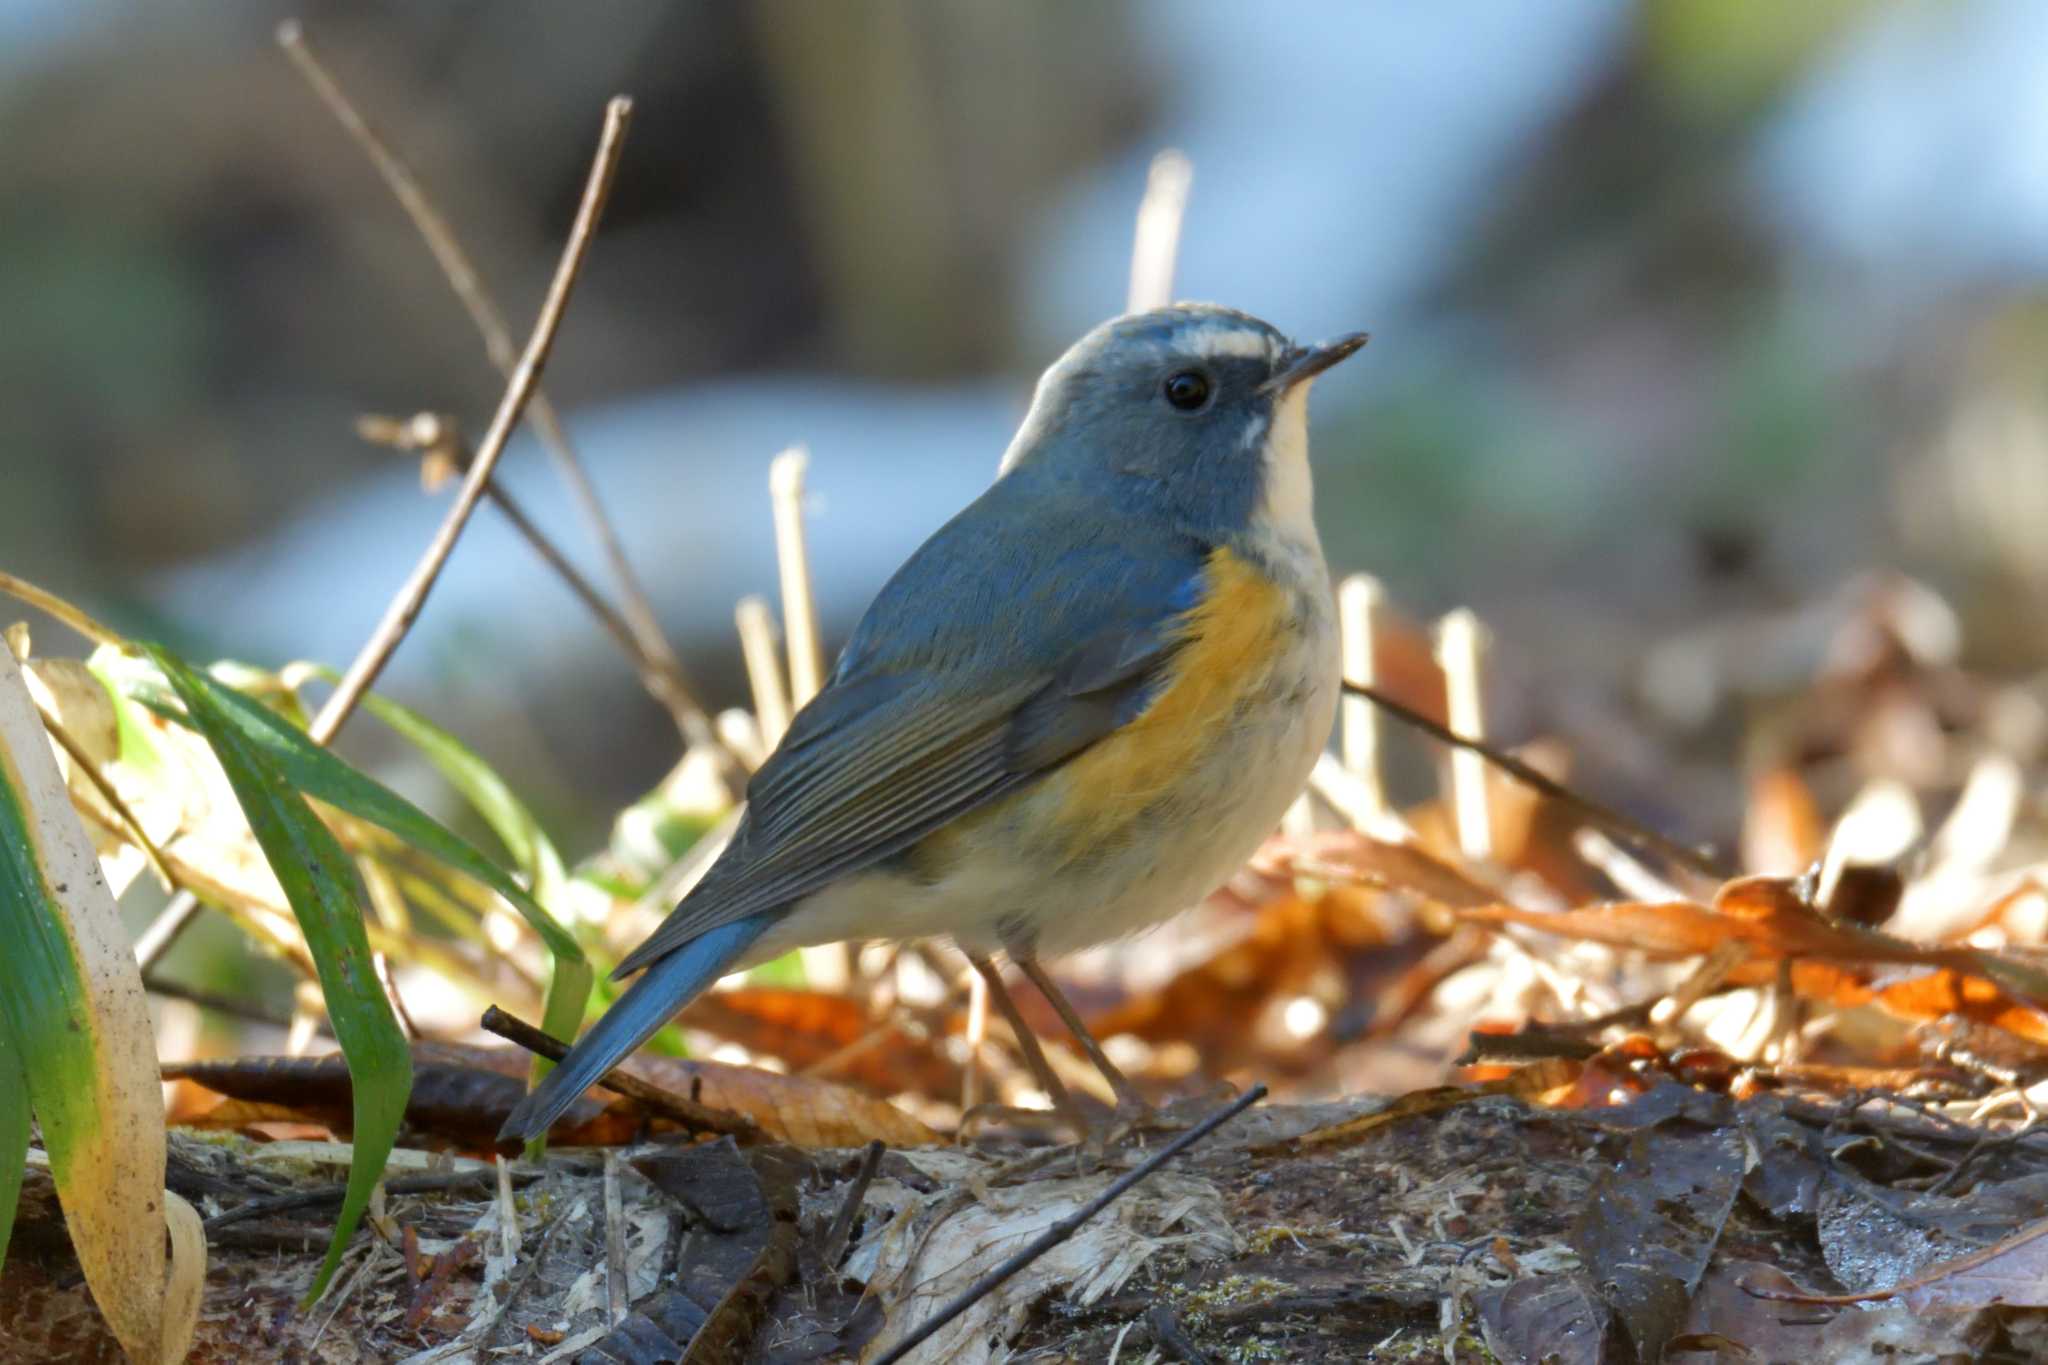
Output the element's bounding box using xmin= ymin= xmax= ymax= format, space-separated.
xmin=1263 ymin=331 xmax=1370 ymax=394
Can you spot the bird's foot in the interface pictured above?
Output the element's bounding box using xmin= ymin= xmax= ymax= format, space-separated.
xmin=956 ymin=1101 xmax=1086 ymax=1146
xmin=959 ymin=1081 xmax=1241 ymax=1162
xmin=1079 ymin=1079 xmax=1241 ymax=1161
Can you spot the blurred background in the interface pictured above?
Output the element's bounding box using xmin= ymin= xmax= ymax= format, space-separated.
xmin=6 ymin=0 xmax=2048 ymax=870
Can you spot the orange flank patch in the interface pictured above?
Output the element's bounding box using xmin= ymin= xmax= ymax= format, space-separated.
xmin=1044 ymin=546 xmax=1288 ymax=847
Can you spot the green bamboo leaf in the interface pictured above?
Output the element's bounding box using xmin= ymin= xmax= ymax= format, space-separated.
xmin=128 ymin=654 xmax=591 ymax=1135
xmin=226 ymin=674 xmax=589 ymax=1049
xmin=0 ymin=1001 xmax=25 ymax=1273
xmin=338 ymin=679 xmax=567 ymax=901
xmin=151 ymin=647 xmax=411 ymax=1302
xmin=132 ymin=664 xmax=583 ymax=967
xmin=332 ymin=685 xmax=590 ymax=1068
xmin=0 ymin=642 xmax=180 ymax=1353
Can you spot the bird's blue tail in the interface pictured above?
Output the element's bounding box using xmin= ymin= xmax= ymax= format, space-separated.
xmin=497 ymin=911 xmax=779 ymax=1146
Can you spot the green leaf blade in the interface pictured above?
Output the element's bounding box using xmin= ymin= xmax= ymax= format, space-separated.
xmin=187 ymin=672 xmax=583 ymax=966
xmin=152 ymin=648 xmax=412 ymax=1302
xmin=0 ymin=742 xmax=100 ymax=1209
xmin=344 ymin=684 xmax=567 ymax=896
xmin=0 ymin=1010 xmax=24 ymax=1274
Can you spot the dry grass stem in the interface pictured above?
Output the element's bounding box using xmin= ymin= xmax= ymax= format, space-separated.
xmin=1338 ymin=573 xmax=1388 ymax=821
xmin=1127 ymin=148 xmax=1193 ymax=313
xmin=714 ymin=707 xmax=767 ymax=770
xmin=601 ymin=1152 xmax=627 ymax=1327
xmin=963 ymin=964 xmax=988 ymax=1116
xmin=1435 ymin=607 xmax=1494 ymax=862
xmin=35 ymin=704 xmax=176 ymax=893
xmin=287 ymin=980 xmax=326 ymax=1057
xmin=769 ymin=447 xmax=826 ymax=709
xmin=0 ymin=571 xmax=124 ymax=649
xmin=310 ymin=95 xmax=634 ymax=746
xmin=278 ymin=22 xmax=714 ymax=751
xmin=735 ymin=595 xmax=793 ymax=746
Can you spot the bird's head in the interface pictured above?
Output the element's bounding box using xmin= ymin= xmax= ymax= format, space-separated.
xmin=1000 ymin=303 xmax=1367 ymax=538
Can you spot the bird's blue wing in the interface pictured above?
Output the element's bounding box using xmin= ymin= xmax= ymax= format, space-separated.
xmin=497 ymin=608 xmax=1171 ymax=1145
xmin=613 ymin=480 xmax=1212 ymax=977
xmin=506 ymin=475 xmax=1210 ymax=1146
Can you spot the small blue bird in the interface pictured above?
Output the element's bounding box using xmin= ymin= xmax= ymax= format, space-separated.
xmin=500 ymin=304 xmax=1365 ymax=1145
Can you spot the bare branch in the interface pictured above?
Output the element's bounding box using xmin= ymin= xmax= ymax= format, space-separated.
xmin=278 ymin=23 xmax=714 ymax=750
xmin=356 ymin=412 xmax=692 ymax=715
xmin=35 ymin=704 xmax=175 ymax=893
xmin=1341 ymin=678 xmax=1725 ymax=881
xmin=310 ymin=96 xmax=634 ymax=745
xmin=479 ymin=1004 xmax=761 ymax=1144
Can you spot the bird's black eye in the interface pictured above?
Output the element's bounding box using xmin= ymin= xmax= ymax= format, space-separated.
xmin=1162 ymin=370 xmax=1211 ymax=411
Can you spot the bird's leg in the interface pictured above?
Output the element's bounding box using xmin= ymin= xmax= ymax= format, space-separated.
xmin=964 ymin=952 xmax=1089 ymax=1136
xmin=1011 ymin=952 xmax=1155 ymax=1124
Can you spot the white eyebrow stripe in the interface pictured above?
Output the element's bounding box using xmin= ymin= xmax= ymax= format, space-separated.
xmin=1182 ymin=324 xmax=1274 ymax=361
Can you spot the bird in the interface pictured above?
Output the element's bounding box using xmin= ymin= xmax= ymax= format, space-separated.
xmin=499 ymin=303 xmax=1366 ymax=1146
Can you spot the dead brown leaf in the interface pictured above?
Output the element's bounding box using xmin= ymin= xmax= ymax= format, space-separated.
xmin=1741 ymin=767 xmax=1825 ymax=876
xmin=615 ymin=1054 xmax=939 ymax=1148
xmin=1259 ymin=1058 xmax=1581 ymax=1152
xmin=679 ymin=986 xmax=962 ymax=1097
xmin=1744 ymin=1216 xmax=2048 ymax=1312
xmin=1086 ymin=891 xmax=1437 ymax=1078
xmin=1462 ymin=874 xmax=2048 ymax=1002
xmin=1264 ymin=829 xmax=1501 ymax=909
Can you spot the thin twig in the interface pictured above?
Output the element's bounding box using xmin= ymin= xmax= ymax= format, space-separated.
xmin=1145 ymin=1301 xmax=1219 ymax=1365
xmin=277 ymin=23 xmax=714 ymax=751
xmin=143 ymin=973 xmax=303 ymax=1033
xmin=140 ymin=96 xmax=635 ymax=995
xmin=133 ymin=894 xmax=206 ymax=973
xmin=818 ymin=1139 xmax=886 ymax=1270
xmin=309 ymin=95 xmax=634 ymax=745
xmin=357 ymin=411 xmax=691 ymax=718
xmin=373 ymin=950 xmax=422 ymax=1040
xmin=1340 ymin=679 xmax=1724 ymax=880
xmin=479 ymin=1004 xmax=761 ymax=1143
xmin=34 ymin=705 xmax=175 ymax=891
xmin=483 ymin=1210 xmax=571 ymax=1353
xmin=871 ymin=1084 xmax=1266 ymax=1365
xmin=602 ymin=1151 xmax=627 ymax=1327
xmin=202 ymin=1167 xmax=536 ymax=1233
